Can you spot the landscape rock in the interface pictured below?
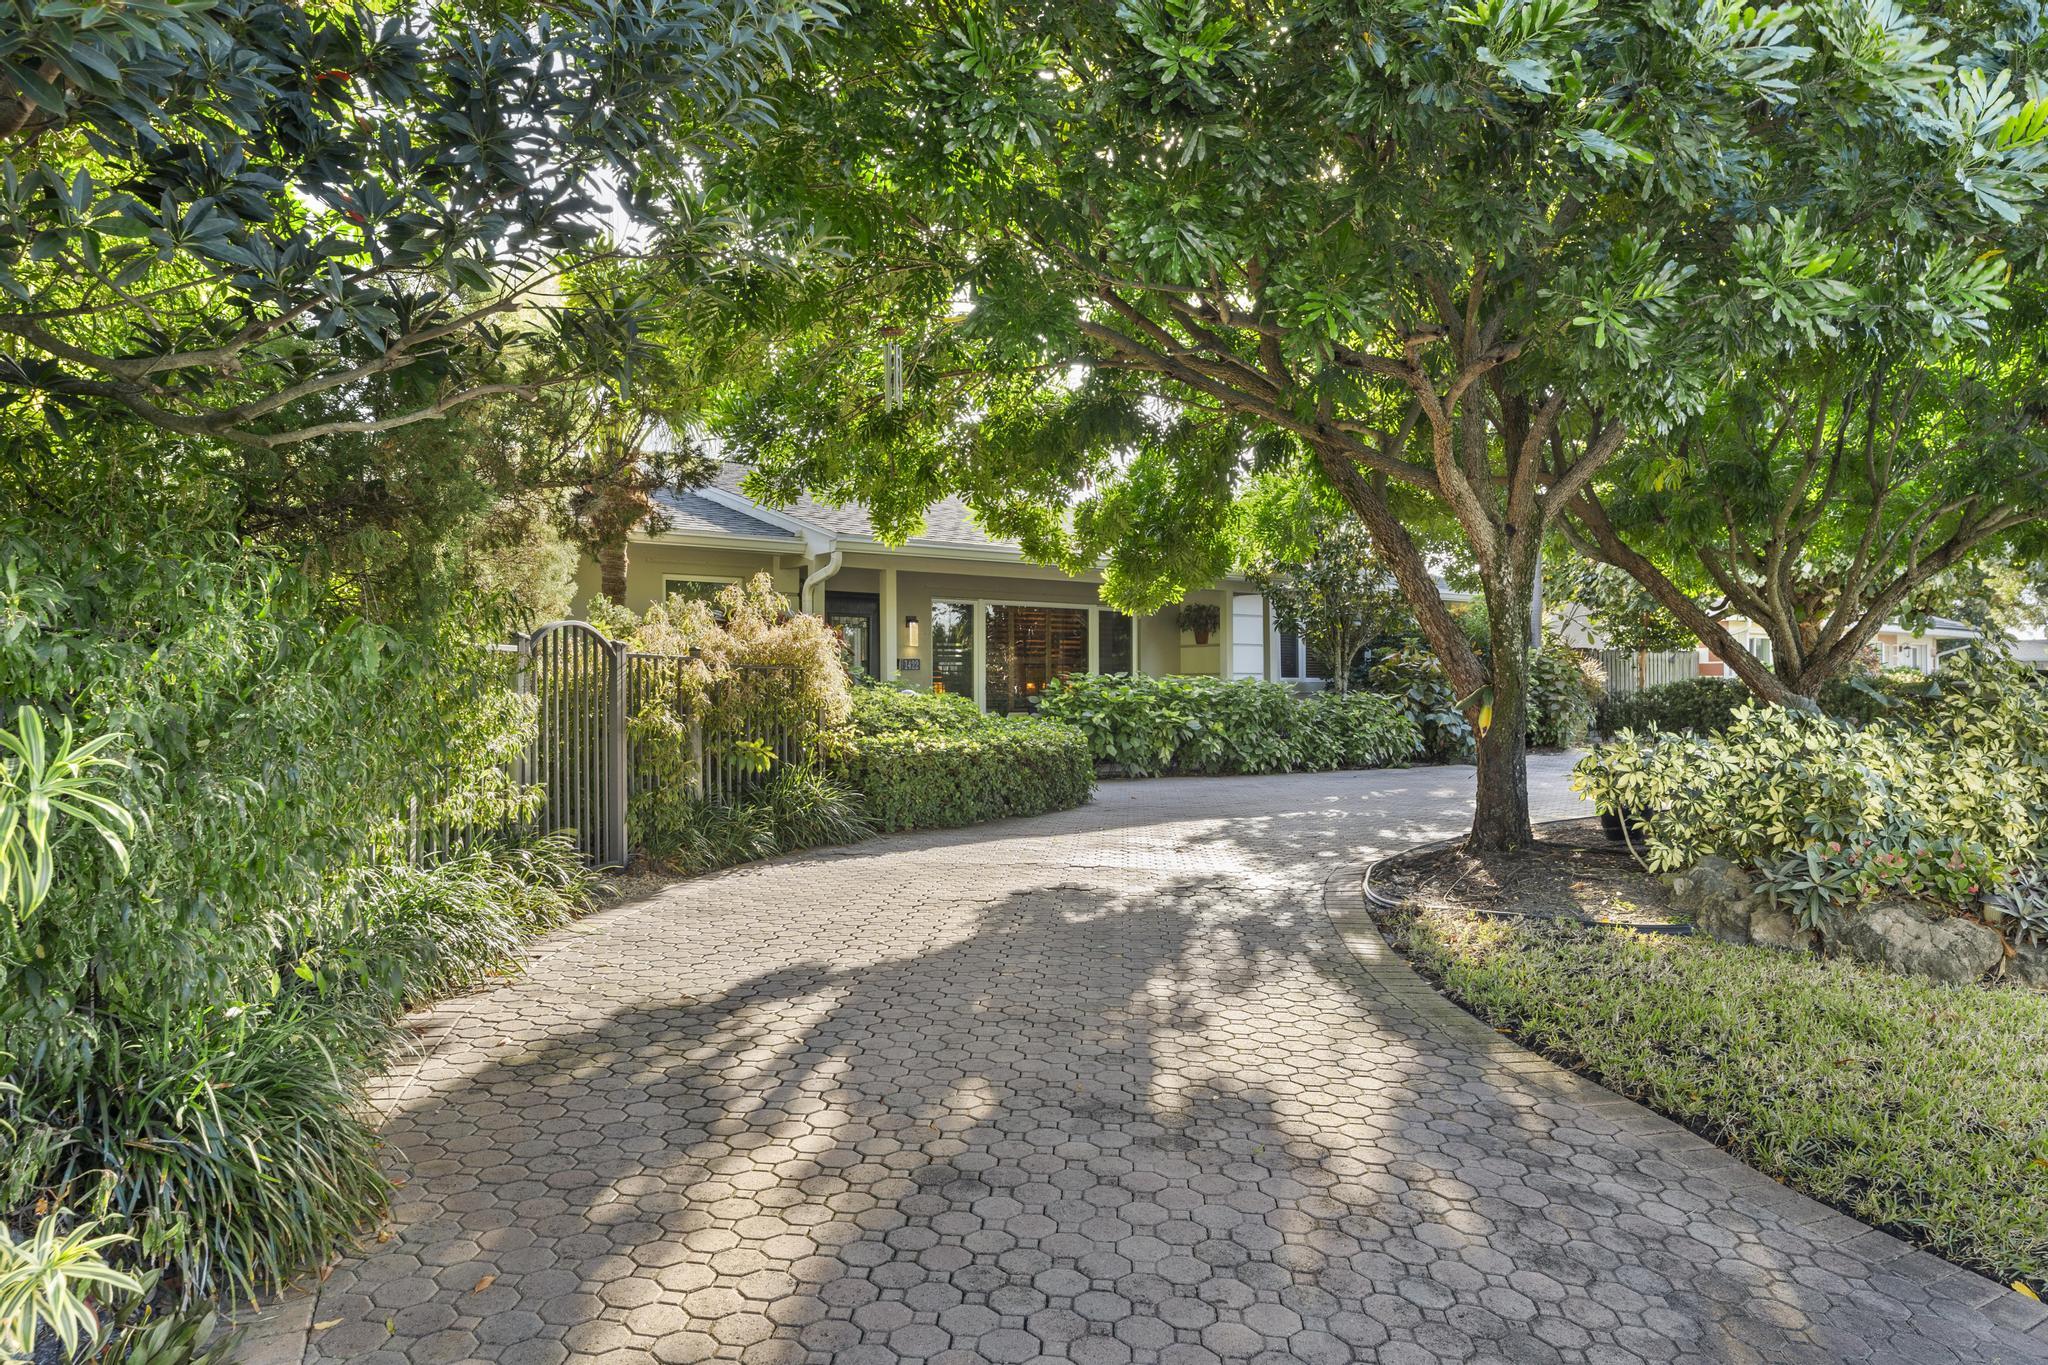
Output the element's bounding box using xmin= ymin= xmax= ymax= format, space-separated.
xmin=1668 ymin=856 xmax=1754 ymax=944
xmin=1818 ymin=901 xmax=2004 ymax=985
xmin=2007 ymin=941 xmax=2048 ymax=989
xmin=1747 ymin=904 xmax=1816 ymax=954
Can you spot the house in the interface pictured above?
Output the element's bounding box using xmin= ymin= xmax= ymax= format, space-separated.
xmin=572 ymin=464 xmax=1335 ymax=710
xmin=1692 ymin=615 xmax=1981 ymax=679
xmin=2013 ymin=626 xmax=2048 ymax=674
xmin=1555 ymin=601 xmax=1981 ymax=697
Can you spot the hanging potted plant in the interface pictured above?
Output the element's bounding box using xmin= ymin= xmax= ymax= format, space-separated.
xmin=1178 ymin=603 xmax=1221 ymax=646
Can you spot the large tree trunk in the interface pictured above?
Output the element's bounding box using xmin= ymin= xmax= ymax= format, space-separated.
xmin=1469 ymin=570 xmax=1534 ymax=853
xmin=598 ymin=534 xmax=628 ymax=604
xmin=1316 ymin=443 xmax=1533 ymax=849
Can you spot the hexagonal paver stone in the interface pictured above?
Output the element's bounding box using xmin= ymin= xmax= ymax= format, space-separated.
xmin=242 ymin=762 xmax=2048 ymax=1365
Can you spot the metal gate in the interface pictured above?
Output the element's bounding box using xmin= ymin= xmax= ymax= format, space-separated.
xmin=517 ymin=621 xmax=629 ymax=867
xmin=510 ymin=623 xmax=817 ymax=868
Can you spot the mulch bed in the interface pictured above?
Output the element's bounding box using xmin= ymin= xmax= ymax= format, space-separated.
xmin=1372 ymin=817 xmax=1688 ymax=929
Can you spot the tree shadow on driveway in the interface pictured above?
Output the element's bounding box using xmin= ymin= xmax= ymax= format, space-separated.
xmin=274 ymin=820 xmax=2017 ymax=1365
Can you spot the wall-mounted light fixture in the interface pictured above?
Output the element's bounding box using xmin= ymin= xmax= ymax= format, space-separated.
xmin=904 ymin=614 xmax=921 ymax=648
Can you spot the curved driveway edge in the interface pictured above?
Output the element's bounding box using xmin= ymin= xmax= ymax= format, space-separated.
xmin=237 ymin=760 xmax=2048 ymax=1365
xmin=1320 ymin=869 xmax=2048 ymax=1360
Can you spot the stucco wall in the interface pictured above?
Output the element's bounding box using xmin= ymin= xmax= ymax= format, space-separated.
xmin=574 ymin=541 xmax=1265 ymax=692
xmin=571 ymin=542 xmax=796 ymax=615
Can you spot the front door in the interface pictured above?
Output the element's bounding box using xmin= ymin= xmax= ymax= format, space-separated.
xmin=824 ymin=591 xmax=881 ymax=681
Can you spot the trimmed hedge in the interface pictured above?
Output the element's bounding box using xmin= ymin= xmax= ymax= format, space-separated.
xmin=827 ymin=689 xmax=1095 ymax=831
xmin=1595 ymin=676 xmax=1749 ymax=737
xmin=1597 ymin=667 xmax=1954 ymax=738
xmin=1037 ymin=673 xmax=1420 ymax=777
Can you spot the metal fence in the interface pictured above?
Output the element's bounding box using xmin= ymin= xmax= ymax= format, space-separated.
xmin=508 ymin=622 xmax=816 ymax=867
xmin=1587 ymin=648 xmax=1700 ymax=698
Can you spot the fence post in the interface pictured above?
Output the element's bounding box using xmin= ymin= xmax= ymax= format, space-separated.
xmin=605 ymin=637 xmax=630 ymax=868
xmin=511 ymin=633 xmax=534 ymax=810
xmin=688 ymin=715 xmax=706 ymax=803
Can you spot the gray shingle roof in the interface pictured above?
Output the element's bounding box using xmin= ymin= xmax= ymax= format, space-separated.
xmin=647 ymin=485 xmax=799 ymax=540
xmin=687 ymin=463 xmax=1015 ymax=551
xmin=1919 ymin=616 xmax=1981 ymax=637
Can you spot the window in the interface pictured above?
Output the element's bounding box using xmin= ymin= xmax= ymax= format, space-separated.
xmin=932 ymin=601 xmax=974 ymax=697
xmin=1279 ymin=628 xmax=1301 ymax=680
xmin=984 ymin=605 xmax=1089 ymax=713
xmin=662 ymin=576 xmax=733 ymax=605
xmin=1099 ymin=611 xmax=1134 ymax=674
xmin=1748 ymin=636 xmax=1773 ymax=666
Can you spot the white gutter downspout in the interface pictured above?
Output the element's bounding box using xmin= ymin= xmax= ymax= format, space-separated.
xmin=803 ymin=548 xmax=843 ymax=614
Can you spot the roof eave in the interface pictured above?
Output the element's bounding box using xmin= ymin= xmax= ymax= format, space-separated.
xmin=636 ymin=529 xmax=802 ymax=553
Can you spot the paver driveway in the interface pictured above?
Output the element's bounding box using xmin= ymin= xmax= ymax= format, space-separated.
xmin=243 ymin=758 xmax=2048 ymax=1365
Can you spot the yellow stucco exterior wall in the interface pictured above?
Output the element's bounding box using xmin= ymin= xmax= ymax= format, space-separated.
xmin=574 ymin=538 xmax=1261 ymax=690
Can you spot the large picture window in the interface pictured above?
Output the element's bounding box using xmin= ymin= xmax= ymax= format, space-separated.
xmin=932 ymin=601 xmax=974 ymax=697
xmin=985 ymin=605 xmax=1089 ymax=712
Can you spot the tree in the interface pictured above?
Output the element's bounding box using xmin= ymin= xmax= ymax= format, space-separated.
xmin=713 ymin=0 xmax=2046 ymax=849
xmin=0 ymin=0 xmax=839 ymax=450
xmin=1567 ymin=323 xmax=2048 ymax=702
xmin=1246 ymin=518 xmax=1410 ymax=692
xmin=1901 ymin=550 xmax=2041 ymax=641
xmin=1543 ymin=554 xmax=1699 ymax=687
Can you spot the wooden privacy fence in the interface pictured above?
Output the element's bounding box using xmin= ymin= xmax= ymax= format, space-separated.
xmin=512 ymin=621 xmax=814 ymax=867
xmin=1587 ymin=647 xmax=1700 ymax=698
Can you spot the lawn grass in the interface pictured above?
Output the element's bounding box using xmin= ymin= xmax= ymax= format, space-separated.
xmin=1384 ymin=906 xmax=2048 ymax=1295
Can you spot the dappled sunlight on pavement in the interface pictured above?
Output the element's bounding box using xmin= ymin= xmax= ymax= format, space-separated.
xmin=238 ymin=758 xmax=2044 ymax=1365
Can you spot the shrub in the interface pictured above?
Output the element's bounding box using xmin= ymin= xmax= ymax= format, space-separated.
xmin=1573 ymin=655 xmax=2048 ymax=930
xmin=1817 ymin=666 xmax=1946 ymax=727
xmin=613 ymin=575 xmax=857 ymax=861
xmin=1038 ymin=673 xmax=1420 ymax=776
xmin=636 ymin=797 xmax=781 ymax=874
xmin=1595 ymin=677 xmax=1748 ymax=737
xmin=6 ymin=992 xmax=394 ymax=1304
xmin=1597 ymin=667 xmax=1953 ymax=740
xmin=1528 ymin=641 xmax=1602 ymax=749
xmin=753 ymin=768 xmax=877 ymax=851
xmin=1292 ymin=691 xmax=1428 ymax=771
xmin=1355 ymin=645 xmax=1473 ymax=761
xmin=633 ymin=766 xmax=874 ymax=875
xmin=325 ymin=836 xmax=594 ymax=1012
xmin=0 ymin=524 xmax=583 ymax=1301
xmin=829 ymin=691 xmax=1095 ymax=831
xmin=845 ymin=686 xmax=988 ymax=735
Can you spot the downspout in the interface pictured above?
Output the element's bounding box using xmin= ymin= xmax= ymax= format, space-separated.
xmin=803 ymin=548 xmax=843 ymax=614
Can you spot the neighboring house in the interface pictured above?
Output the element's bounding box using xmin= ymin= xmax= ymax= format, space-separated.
xmin=1692 ymin=615 xmax=1980 ymax=680
xmin=1560 ymin=602 xmax=1983 ymax=697
xmin=2013 ymin=626 xmax=2048 ymax=674
xmin=571 ymin=464 xmax=1338 ymax=710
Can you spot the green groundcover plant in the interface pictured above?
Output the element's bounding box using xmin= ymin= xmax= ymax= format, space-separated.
xmin=1573 ymin=654 xmax=2048 ymax=932
xmin=827 ymin=689 xmax=1095 ymax=832
xmin=1388 ymin=906 xmax=2048 ymax=1296
xmin=0 ymin=523 xmax=592 ymax=1304
xmin=1039 ymin=673 xmax=1421 ymax=777
xmin=633 ymin=768 xmax=876 ymax=875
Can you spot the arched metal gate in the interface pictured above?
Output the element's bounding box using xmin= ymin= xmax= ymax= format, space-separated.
xmin=516 ymin=621 xmax=630 ymax=867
